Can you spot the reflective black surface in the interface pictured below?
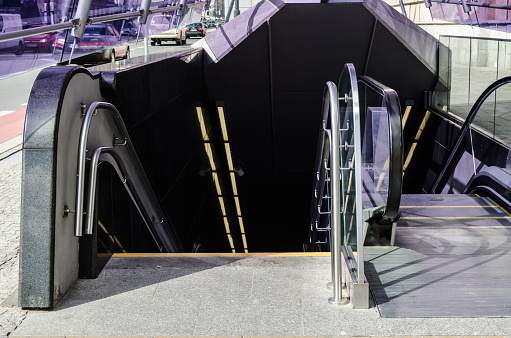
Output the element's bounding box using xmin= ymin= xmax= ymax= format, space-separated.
xmin=79 ymin=162 xmax=160 ymax=278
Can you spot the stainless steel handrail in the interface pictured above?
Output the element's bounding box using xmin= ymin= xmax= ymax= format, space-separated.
xmin=76 ymin=102 xmax=134 ymax=237
xmin=325 ymin=81 xmax=345 ymax=306
xmin=309 ymin=89 xmax=332 ymax=248
xmin=343 ymin=63 xmax=364 ymax=284
xmin=0 ymin=22 xmax=75 ymax=42
xmin=310 ymin=63 xmax=367 ymax=306
xmin=75 ymin=101 xmax=181 ymax=252
xmin=87 ymin=146 xmax=162 ymax=250
xmin=309 ymin=81 xmax=347 ymax=305
xmin=0 ymin=0 xmax=208 ymax=43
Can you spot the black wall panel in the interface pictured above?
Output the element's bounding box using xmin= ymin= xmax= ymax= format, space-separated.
xmin=269 ymin=4 xmax=374 ymax=93
xmin=204 ymin=24 xmax=271 ymax=97
xmin=102 ymin=53 xmax=226 ymax=252
xmin=364 ymin=21 xmax=438 ymax=107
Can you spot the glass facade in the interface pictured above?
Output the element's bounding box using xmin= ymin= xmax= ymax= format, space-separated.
xmin=0 ymin=0 xmax=205 ymax=78
xmin=434 ymin=35 xmax=511 ymax=145
xmin=430 ymin=2 xmax=511 ymax=31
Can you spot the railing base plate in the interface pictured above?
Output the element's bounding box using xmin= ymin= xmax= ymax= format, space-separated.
xmin=328 ymin=297 xmax=349 ymax=306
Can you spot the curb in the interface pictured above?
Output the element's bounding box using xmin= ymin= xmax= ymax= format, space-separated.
xmin=0 ymin=135 xmax=23 ymax=161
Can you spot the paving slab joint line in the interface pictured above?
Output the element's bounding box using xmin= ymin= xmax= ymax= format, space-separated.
xmin=0 ymin=140 xmax=22 ymax=161
xmin=7 ymin=336 xmax=511 ymax=338
xmin=1 ymin=310 xmax=27 ymax=338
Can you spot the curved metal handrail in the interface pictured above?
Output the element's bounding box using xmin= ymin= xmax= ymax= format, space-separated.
xmin=87 ymin=147 xmax=163 ymax=250
xmin=76 ymin=101 xmax=182 ymax=252
xmin=430 ymin=75 xmax=511 ymax=193
xmin=310 ymin=63 xmax=368 ymax=307
xmin=76 ymin=101 xmax=125 ymax=236
xmin=358 ymin=75 xmax=403 ymax=224
xmin=309 ymin=81 xmax=345 ymax=305
xmin=309 ymin=83 xmax=336 ymax=248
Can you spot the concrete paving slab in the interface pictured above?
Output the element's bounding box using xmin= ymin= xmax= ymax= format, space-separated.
xmin=10 ymin=308 xmax=94 ymax=337
xmin=301 ymin=298 xmax=380 ymax=336
xmin=81 ymin=299 xmax=201 ymax=336
xmin=236 ymin=298 xmax=304 ymax=336
xmin=153 ymin=266 xmax=254 ymax=301
xmin=55 ymin=268 xmax=163 ymax=310
xmin=250 ymin=267 xmax=331 ymax=301
xmin=219 ymin=255 xmax=331 ymax=268
xmin=105 ymin=255 xmax=242 ymax=269
xmin=8 ymin=254 xmax=511 ymax=337
xmin=193 ymin=297 xmax=304 ymax=336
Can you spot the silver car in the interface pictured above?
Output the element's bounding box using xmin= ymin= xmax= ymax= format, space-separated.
xmin=149 ymin=14 xmax=186 ymax=46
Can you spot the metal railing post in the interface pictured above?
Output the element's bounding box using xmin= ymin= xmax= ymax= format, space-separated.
xmin=139 ymin=0 xmax=152 ymax=24
xmin=225 ymin=0 xmax=235 ymax=23
xmin=72 ymin=0 xmax=93 ymax=39
xmin=326 ymin=81 xmax=349 ymax=306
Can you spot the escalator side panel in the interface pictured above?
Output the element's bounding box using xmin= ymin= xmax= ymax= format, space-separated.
xmin=403 ymin=109 xmax=509 ymax=194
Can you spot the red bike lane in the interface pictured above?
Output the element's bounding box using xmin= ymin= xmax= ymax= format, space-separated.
xmin=0 ymin=108 xmax=26 ymax=144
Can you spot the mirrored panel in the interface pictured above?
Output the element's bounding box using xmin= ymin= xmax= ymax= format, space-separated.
xmin=0 ymin=0 xmax=209 ymax=77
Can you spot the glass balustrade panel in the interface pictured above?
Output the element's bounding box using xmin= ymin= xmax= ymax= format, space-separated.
xmin=338 ymin=65 xmax=361 ymax=252
xmin=432 ymin=36 xmax=451 ymax=113
xmin=469 ymin=38 xmax=499 ymax=134
xmin=493 ymin=84 xmax=511 ymax=144
xmin=449 ymin=36 xmax=472 ymax=121
xmin=357 ymin=82 xmax=389 ymax=212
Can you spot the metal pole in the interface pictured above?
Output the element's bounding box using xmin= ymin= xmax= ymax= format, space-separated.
xmin=234 ymin=0 xmax=239 ymax=17
xmin=398 ymin=0 xmax=408 ymax=19
xmin=326 ymin=81 xmax=348 ymax=306
xmin=225 ymin=0 xmax=235 ymax=22
xmin=46 ymin=0 xmax=52 ymax=24
xmin=72 ymin=0 xmax=93 ymax=39
xmin=144 ymin=36 xmax=149 ymax=61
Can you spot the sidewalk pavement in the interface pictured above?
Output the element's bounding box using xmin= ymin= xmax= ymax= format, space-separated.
xmin=0 ymin=133 xmax=26 ymax=337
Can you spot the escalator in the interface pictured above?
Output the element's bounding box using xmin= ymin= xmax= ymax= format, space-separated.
xmin=399 ymin=76 xmax=511 ymax=227
xmin=308 ymin=61 xmax=511 ymax=310
xmin=358 ymin=74 xmax=511 ymax=235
